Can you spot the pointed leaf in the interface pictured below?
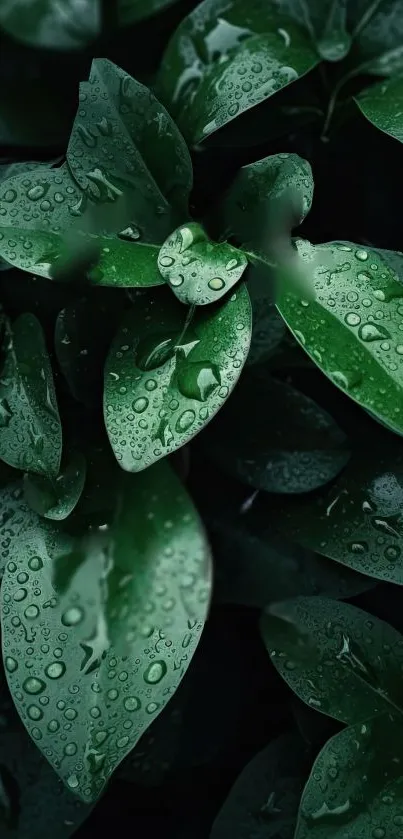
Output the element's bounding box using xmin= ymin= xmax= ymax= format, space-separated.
xmin=0 ymin=0 xmax=101 ymax=50
xmin=158 ymin=223 xmax=247 ymax=305
xmin=23 ymin=451 xmax=86 ymax=520
xmin=104 ymin=284 xmax=251 ymax=471
xmin=157 ymin=0 xmax=319 ymax=146
xmin=356 ymin=75 xmax=403 ymax=144
xmin=260 ymin=596 xmax=403 ymax=723
xmin=0 ymin=315 xmax=62 ymax=477
xmin=118 ymin=0 xmax=180 ymax=24
xmin=276 ymin=239 xmax=403 ymax=436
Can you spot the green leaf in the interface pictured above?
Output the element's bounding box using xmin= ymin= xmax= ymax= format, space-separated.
xmin=267 ymin=0 xmax=352 ymax=61
xmin=0 ymin=314 xmax=62 ymax=477
xmin=0 ymin=484 xmax=42 ymax=582
xmin=157 ymin=0 xmax=319 ymax=146
xmin=211 ymin=731 xmax=310 ymax=839
xmin=23 ymin=450 xmax=86 ymax=520
xmin=276 ymin=238 xmax=403 ymax=436
xmin=347 ymin=0 xmax=403 ymax=75
xmin=295 ymin=717 xmax=403 ymax=839
xmin=117 ymin=0 xmax=180 ymax=24
xmin=260 ymin=596 xmax=403 ymax=723
xmin=158 ymin=222 xmax=248 ymax=305
xmin=104 ymin=283 xmax=252 ymax=471
xmin=204 ymin=369 xmax=350 ymax=493
xmin=356 ymin=75 xmax=403 ymax=144
xmin=270 ymin=443 xmax=403 ymax=585
xmin=0 ymin=0 xmax=101 ymax=49
xmin=1 ymin=466 xmax=211 ymax=802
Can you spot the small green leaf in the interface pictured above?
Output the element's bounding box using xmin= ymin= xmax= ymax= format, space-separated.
xmin=0 ymin=0 xmax=101 ymax=49
xmin=117 ymin=0 xmax=180 ymax=24
xmin=271 ymin=443 xmax=403 ymax=585
xmin=356 ymin=75 xmax=403 ymax=144
xmin=0 ymin=315 xmax=62 ymax=477
xmin=23 ymin=451 xmax=86 ymax=520
xmin=1 ymin=467 xmax=211 ymax=801
xmin=104 ymin=284 xmax=251 ymax=471
xmin=158 ymin=0 xmax=319 ymax=146
xmin=276 ymin=239 xmax=403 ymax=436
xmin=158 ymin=222 xmax=247 ymax=305
xmin=211 ymin=732 xmax=310 ymax=839
xmin=204 ymin=369 xmax=350 ymax=493
xmin=260 ymin=596 xmax=403 ymax=723
xmin=295 ymin=718 xmax=403 ymax=839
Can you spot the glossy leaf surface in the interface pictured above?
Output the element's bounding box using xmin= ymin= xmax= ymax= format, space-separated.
xmin=0 ymin=315 xmax=62 ymax=477
xmin=0 ymin=0 xmax=101 ymax=49
xmin=356 ymin=75 xmax=403 ymax=144
xmin=158 ymin=223 xmax=247 ymax=305
xmin=276 ymin=239 xmax=403 ymax=436
xmin=347 ymin=0 xmax=403 ymax=75
xmin=158 ymin=0 xmax=319 ymax=145
xmin=104 ymin=284 xmax=251 ymax=471
xmin=23 ymin=451 xmax=86 ymax=520
xmin=261 ymin=596 xmax=403 ymax=723
xmin=204 ymin=369 xmax=350 ymax=493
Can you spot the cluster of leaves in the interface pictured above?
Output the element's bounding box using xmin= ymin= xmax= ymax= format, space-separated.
xmin=2 ymin=0 xmax=403 ymax=837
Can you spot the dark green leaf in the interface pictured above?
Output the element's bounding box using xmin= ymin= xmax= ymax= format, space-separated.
xmin=276 ymin=238 xmax=403 ymax=436
xmin=0 ymin=315 xmax=62 ymax=477
xmin=295 ymin=717 xmax=403 ymax=839
xmin=211 ymin=732 xmax=310 ymax=839
xmin=104 ymin=284 xmax=251 ymax=471
xmin=260 ymin=596 xmax=403 ymax=723
xmin=158 ymin=222 xmax=247 ymax=305
xmin=0 ymin=0 xmax=101 ymax=49
xmin=117 ymin=0 xmax=180 ymax=24
xmin=356 ymin=76 xmax=403 ymax=144
xmin=268 ymin=0 xmax=352 ymax=61
xmin=23 ymin=450 xmax=86 ymax=520
xmin=157 ymin=0 xmax=319 ymax=146
xmin=347 ymin=0 xmax=403 ymax=75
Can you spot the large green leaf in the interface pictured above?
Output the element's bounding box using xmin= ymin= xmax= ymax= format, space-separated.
xmin=157 ymin=0 xmax=319 ymax=146
xmin=260 ymin=596 xmax=403 ymax=723
xmin=23 ymin=450 xmax=86 ymax=520
xmin=0 ymin=314 xmax=62 ymax=477
xmin=1 ymin=466 xmax=211 ymax=801
xmin=295 ymin=718 xmax=403 ymax=839
xmin=276 ymin=238 xmax=403 ymax=436
xmin=158 ymin=223 xmax=247 ymax=305
xmin=211 ymin=732 xmax=310 ymax=839
xmin=270 ymin=443 xmax=403 ymax=585
xmin=347 ymin=0 xmax=403 ymax=75
xmin=0 ymin=484 xmax=40 ymax=582
xmin=117 ymin=0 xmax=180 ymax=24
xmin=104 ymin=284 xmax=252 ymax=471
xmin=0 ymin=0 xmax=101 ymax=49
xmin=204 ymin=369 xmax=350 ymax=493
xmin=356 ymin=75 xmax=403 ymax=144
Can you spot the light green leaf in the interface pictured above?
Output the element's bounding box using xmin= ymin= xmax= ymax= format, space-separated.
xmin=104 ymin=284 xmax=252 ymax=471
xmin=260 ymin=596 xmax=403 ymax=723
xmin=157 ymin=0 xmax=319 ymax=146
xmin=158 ymin=222 xmax=247 ymax=305
xmin=276 ymin=238 xmax=403 ymax=436
xmin=0 ymin=315 xmax=62 ymax=477
xmin=0 ymin=0 xmax=101 ymax=50
xmin=117 ymin=0 xmax=180 ymax=24
xmin=204 ymin=368 xmax=350 ymax=493
xmin=356 ymin=75 xmax=403 ymax=144
xmin=295 ymin=718 xmax=403 ymax=839
xmin=23 ymin=450 xmax=86 ymax=520
xmin=1 ymin=467 xmax=212 ymax=802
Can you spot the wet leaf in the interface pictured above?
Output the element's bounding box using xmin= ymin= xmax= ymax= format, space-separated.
xmin=104 ymin=284 xmax=251 ymax=471
xmin=295 ymin=717 xmax=403 ymax=839
xmin=204 ymin=369 xmax=350 ymax=493
xmin=1 ymin=467 xmax=212 ymax=802
xmin=276 ymin=239 xmax=403 ymax=436
xmin=158 ymin=222 xmax=247 ymax=305
xmin=260 ymin=596 xmax=403 ymax=723
xmin=271 ymin=443 xmax=403 ymax=586
xmin=0 ymin=0 xmax=101 ymax=50
xmin=157 ymin=0 xmax=319 ymax=146
xmin=211 ymin=731 xmax=310 ymax=839
xmin=0 ymin=315 xmax=62 ymax=478
xmin=23 ymin=451 xmax=86 ymax=521
xmin=356 ymin=75 xmax=403 ymax=145
xmin=117 ymin=0 xmax=180 ymax=24
xmin=266 ymin=1 xmax=352 ymax=62
xmin=0 ymin=484 xmax=41 ymax=582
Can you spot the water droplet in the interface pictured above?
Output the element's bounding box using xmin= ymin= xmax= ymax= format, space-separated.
xmin=23 ymin=676 xmax=46 ymax=695
xmin=133 ymin=397 xmax=149 ymax=413
xmin=61 ymin=606 xmax=84 ymax=627
xmin=350 ymin=542 xmax=368 ymax=554
xmin=355 ymin=249 xmax=368 ymax=261
xmin=117 ymin=735 xmax=129 ymax=748
xmin=64 ymin=708 xmax=77 ymax=720
xmin=67 ymin=773 xmax=79 ymax=790
xmin=208 ymin=277 xmax=225 ymax=291
xmin=64 ymin=742 xmax=77 ymax=756
xmin=359 ymin=323 xmax=390 ymax=342
xmin=372 ymin=829 xmax=385 ymax=839
xmin=47 ymin=719 xmax=59 ymax=732
xmin=159 ymin=255 xmax=175 ymax=268
xmin=175 ymin=410 xmax=196 ymax=433
xmin=118 ymin=225 xmax=141 ymax=242
xmin=27 ymin=704 xmax=43 ymax=721
xmin=5 ymin=657 xmax=17 ymax=673
xmin=124 ymin=696 xmax=141 ymax=712
xmin=345 ymin=313 xmax=361 ymax=327
xmin=146 ymin=702 xmax=159 ymax=714
xmin=28 ymin=556 xmax=43 ymax=571
xmin=144 ymin=660 xmax=167 ymax=684
xmin=145 ymin=378 xmax=157 ymax=391
xmin=27 ymin=184 xmax=48 ymax=201
xmin=24 ymin=604 xmax=39 ymax=619
xmin=13 ymin=587 xmax=27 ymax=602
xmin=177 ymin=360 xmax=221 ymax=402
xmin=45 ymin=661 xmax=66 ymax=679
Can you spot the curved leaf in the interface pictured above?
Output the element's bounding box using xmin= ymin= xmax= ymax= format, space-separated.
xmin=0 ymin=0 xmax=101 ymax=50
xmin=267 ymin=0 xmax=352 ymax=61
xmin=356 ymin=75 xmax=403 ymax=144
xmin=271 ymin=444 xmax=403 ymax=585
xmin=0 ymin=315 xmax=62 ymax=477
xmin=204 ymin=369 xmax=350 ymax=493
xmin=117 ymin=0 xmax=180 ymax=24
xmin=158 ymin=223 xmax=247 ymax=305
xmin=104 ymin=284 xmax=252 ymax=471
xmin=347 ymin=0 xmax=403 ymax=75
xmin=1 ymin=467 xmax=212 ymax=802
xmin=23 ymin=450 xmax=86 ymax=520
xmin=295 ymin=718 xmax=403 ymax=839
xmin=260 ymin=596 xmax=403 ymax=723
xmin=276 ymin=238 xmax=403 ymax=435
xmin=211 ymin=732 xmax=310 ymax=839
xmin=158 ymin=0 xmax=319 ymax=146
